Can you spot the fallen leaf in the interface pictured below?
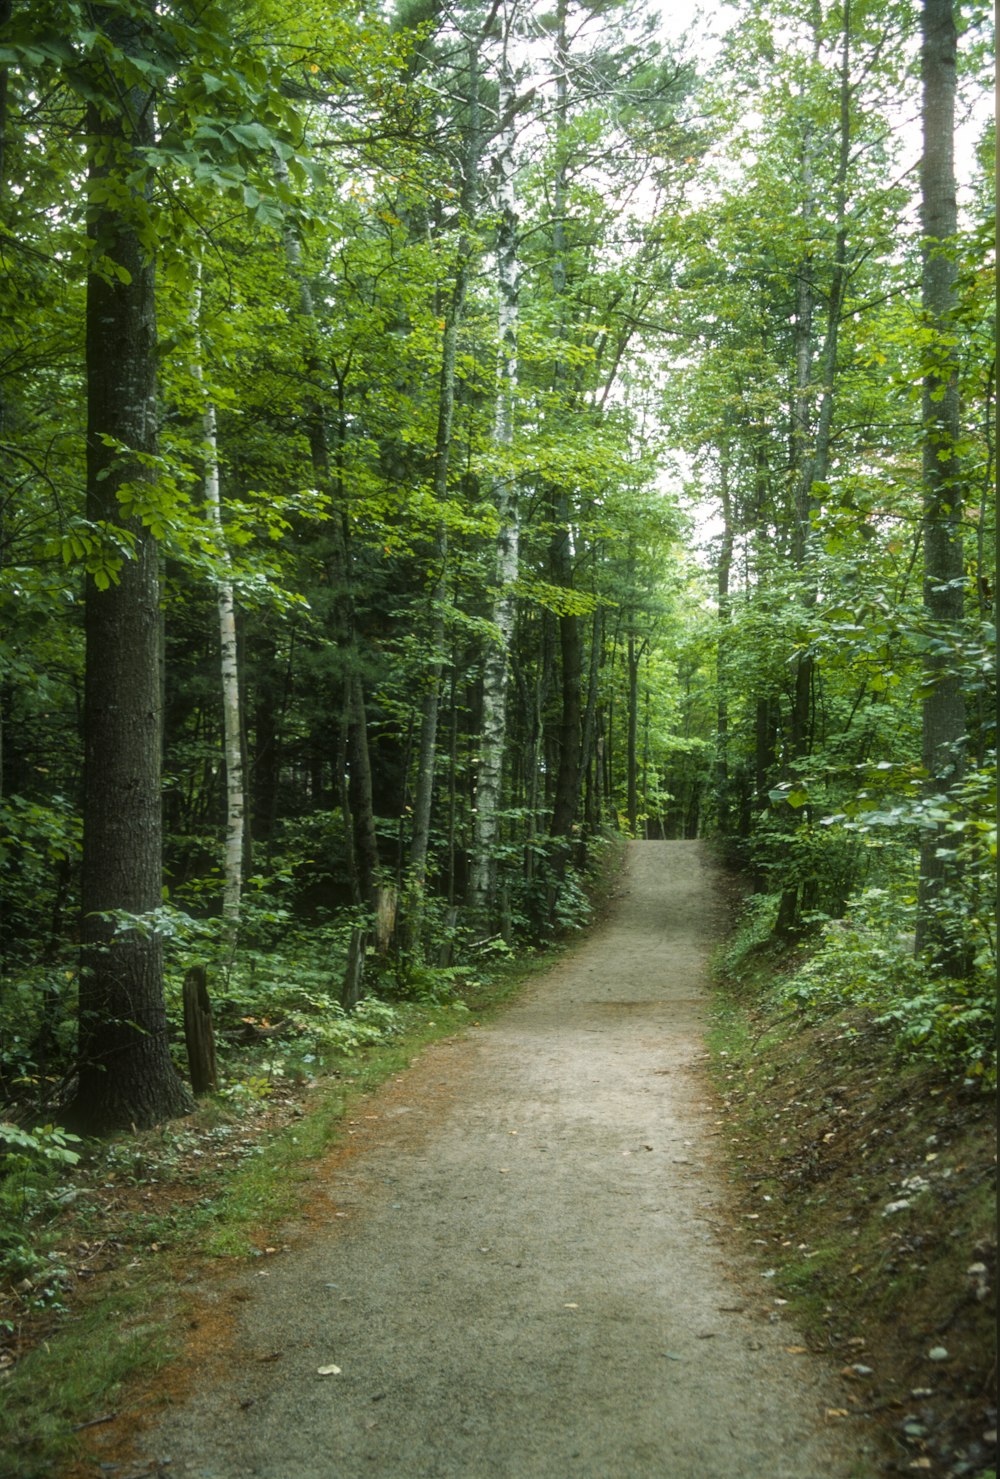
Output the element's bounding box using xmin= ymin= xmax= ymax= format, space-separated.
xmin=785 ymin=1346 xmax=809 ymax=1354
xmin=825 ymin=1409 xmax=850 ymax=1419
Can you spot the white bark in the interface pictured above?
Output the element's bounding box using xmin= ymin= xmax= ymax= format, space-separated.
xmin=204 ymin=400 xmax=245 ymax=941
xmin=470 ymin=28 xmax=520 ymax=917
xmin=191 ymin=279 xmax=244 ymax=950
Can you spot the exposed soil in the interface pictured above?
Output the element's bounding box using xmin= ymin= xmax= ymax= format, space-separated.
xmin=712 ymin=985 xmax=996 ymax=1478
xmin=82 ymin=840 xmax=885 ymax=1478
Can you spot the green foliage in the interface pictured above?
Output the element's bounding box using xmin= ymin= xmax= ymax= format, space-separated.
xmin=0 ymin=1123 xmax=82 ymax=1312
xmin=774 ymin=886 xmax=994 ymax=1075
xmin=720 ymin=893 xmax=780 ymax=982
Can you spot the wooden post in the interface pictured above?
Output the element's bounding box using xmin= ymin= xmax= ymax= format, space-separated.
xmin=182 ymin=964 xmax=218 ymax=1094
xmin=436 ymin=906 xmax=460 ymax=966
xmin=341 ymin=927 xmax=369 ymax=1012
xmin=374 ymin=886 xmax=397 ymax=957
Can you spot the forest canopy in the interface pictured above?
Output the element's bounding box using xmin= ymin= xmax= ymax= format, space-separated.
xmin=0 ymin=0 xmax=995 ymax=1135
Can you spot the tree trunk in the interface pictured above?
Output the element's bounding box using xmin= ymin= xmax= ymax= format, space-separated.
xmin=183 ymin=965 xmax=218 ymax=1095
xmin=915 ymin=0 xmax=967 ymax=971
xmin=550 ymin=592 xmax=582 ymax=840
xmin=251 ymin=636 xmax=281 ymax=860
xmin=191 ymin=278 xmax=244 ymax=958
xmin=778 ymin=5 xmax=853 ymax=935
xmin=545 ymin=0 xmax=583 ymax=849
xmin=346 ymin=671 xmax=380 ymax=909
xmin=408 ymin=40 xmax=482 ymax=893
xmin=277 ymin=158 xmax=382 ymax=909
xmin=580 ymin=606 xmax=603 ymax=835
xmin=715 ymin=438 xmax=735 ymax=833
xmin=470 ymin=35 xmax=519 ymax=921
xmin=72 ymin=4 xmax=192 ymax=1133
xmin=626 ymin=635 xmax=639 ymax=835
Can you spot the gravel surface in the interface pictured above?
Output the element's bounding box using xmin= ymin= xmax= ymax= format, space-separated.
xmin=142 ymin=841 xmax=881 ymax=1478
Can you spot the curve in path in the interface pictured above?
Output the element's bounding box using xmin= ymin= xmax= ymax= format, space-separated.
xmin=142 ymin=841 xmax=879 ymax=1479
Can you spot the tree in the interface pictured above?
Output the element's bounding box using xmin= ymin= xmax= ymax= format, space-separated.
xmin=469 ymin=5 xmax=521 ymax=920
xmin=914 ymin=0 xmax=968 ymax=971
xmin=71 ymin=2 xmax=193 ymax=1133
xmin=190 ymin=273 xmax=245 ymax=960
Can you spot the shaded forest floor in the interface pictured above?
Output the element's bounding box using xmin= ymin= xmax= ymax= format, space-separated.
xmin=710 ymin=936 xmax=996 ymax=1479
xmin=0 ymin=850 xmax=995 ymax=1479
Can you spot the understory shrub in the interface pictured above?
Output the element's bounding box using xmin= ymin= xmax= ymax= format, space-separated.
xmin=0 ymin=1123 xmax=82 ymax=1314
xmin=775 ymin=887 xmax=995 ymax=1076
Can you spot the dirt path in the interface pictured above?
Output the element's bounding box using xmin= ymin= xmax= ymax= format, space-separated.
xmin=138 ymin=841 xmax=881 ymax=1478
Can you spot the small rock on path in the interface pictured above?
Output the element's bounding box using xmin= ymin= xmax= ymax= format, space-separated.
xmin=142 ymin=841 xmax=881 ymax=1478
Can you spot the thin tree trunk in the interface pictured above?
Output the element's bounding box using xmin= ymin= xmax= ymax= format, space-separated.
xmin=191 ymin=278 xmax=244 ymax=956
xmin=779 ymin=4 xmax=853 ymax=934
xmin=546 ymin=0 xmax=583 ymax=847
xmin=278 ymin=165 xmax=381 ymax=906
xmin=580 ymin=606 xmax=603 ymax=834
xmin=915 ymin=0 xmax=967 ymax=970
xmin=407 ymin=34 xmax=489 ymax=914
xmin=470 ymin=30 xmax=519 ymax=920
xmin=626 ymin=635 xmax=639 ymax=835
xmin=715 ymin=437 xmax=734 ymax=832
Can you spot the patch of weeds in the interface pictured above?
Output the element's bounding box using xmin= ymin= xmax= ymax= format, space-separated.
xmin=0 ymin=1123 xmax=83 ymax=1314
xmin=0 ymin=1280 xmax=176 ymax=1479
xmin=196 ymin=1001 xmax=476 ymax=1259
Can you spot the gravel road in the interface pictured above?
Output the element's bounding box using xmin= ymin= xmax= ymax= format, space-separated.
xmin=140 ymin=840 xmax=881 ymax=1478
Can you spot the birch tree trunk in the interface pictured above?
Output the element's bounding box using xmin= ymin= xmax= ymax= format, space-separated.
xmin=409 ymin=37 xmax=481 ymax=893
xmin=469 ymin=23 xmax=520 ymax=920
xmin=191 ymin=279 xmax=244 ymax=957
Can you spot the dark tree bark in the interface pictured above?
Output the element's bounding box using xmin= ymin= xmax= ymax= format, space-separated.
xmin=714 ymin=439 xmax=735 ymax=833
xmin=182 ymin=965 xmax=218 ymax=1095
xmin=626 ymin=635 xmax=640 ymax=835
xmin=548 ymin=503 xmax=583 ymax=844
xmin=250 ymin=635 xmax=281 ymax=860
xmin=346 ymin=670 xmax=380 ymax=908
xmin=915 ymin=0 xmax=968 ymax=971
xmin=71 ymin=4 xmax=192 ymax=1133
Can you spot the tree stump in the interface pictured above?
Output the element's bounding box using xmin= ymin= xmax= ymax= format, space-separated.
xmin=436 ymin=906 xmax=460 ymax=967
xmin=183 ymin=964 xmax=218 ymax=1094
xmin=374 ymin=886 xmax=397 ymax=957
xmin=341 ymin=927 xmax=369 ymax=1012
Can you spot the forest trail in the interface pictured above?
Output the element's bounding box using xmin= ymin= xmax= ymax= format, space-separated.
xmin=137 ymin=842 xmax=881 ymax=1479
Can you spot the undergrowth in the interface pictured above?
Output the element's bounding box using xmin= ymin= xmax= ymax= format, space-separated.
xmin=722 ymin=888 xmax=995 ymax=1082
xmin=711 ymin=888 xmax=997 ymax=1479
